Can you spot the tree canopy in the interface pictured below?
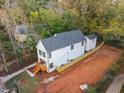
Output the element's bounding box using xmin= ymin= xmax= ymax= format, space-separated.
xmin=0 ymin=0 xmax=124 ymax=70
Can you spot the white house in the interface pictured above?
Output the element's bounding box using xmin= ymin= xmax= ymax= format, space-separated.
xmin=85 ymin=34 xmax=97 ymax=51
xmin=14 ymin=24 xmax=44 ymax=42
xmin=36 ymin=30 xmax=97 ymax=73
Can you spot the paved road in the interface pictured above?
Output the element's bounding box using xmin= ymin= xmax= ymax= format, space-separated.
xmin=105 ymin=74 xmax=124 ymax=93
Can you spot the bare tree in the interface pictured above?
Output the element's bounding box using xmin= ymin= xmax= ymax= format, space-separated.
xmin=0 ymin=0 xmax=20 ymax=66
xmin=0 ymin=41 xmax=8 ymax=72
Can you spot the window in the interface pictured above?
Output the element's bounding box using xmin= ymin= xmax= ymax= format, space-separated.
xmin=50 ymin=63 xmax=54 ymax=69
xmin=40 ymin=59 xmax=42 ymax=62
xmin=81 ymin=41 xmax=84 ymax=46
xmin=71 ymin=45 xmax=74 ymax=50
xmin=42 ymin=52 xmax=46 ymax=57
xmin=41 ymin=61 xmax=46 ymax=65
xmin=85 ymin=40 xmax=87 ymax=44
xmin=49 ymin=53 xmax=51 ymax=58
xmin=39 ymin=50 xmax=42 ymax=55
xmin=39 ymin=49 xmax=46 ymax=57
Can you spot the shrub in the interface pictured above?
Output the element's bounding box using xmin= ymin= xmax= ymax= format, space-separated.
xmin=117 ymin=51 xmax=124 ymax=66
xmin=85 ymin=87 xmax=97 ymax=93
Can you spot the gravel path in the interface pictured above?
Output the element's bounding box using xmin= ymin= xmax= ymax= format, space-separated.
xmin=105 ymin=74 xmax=124 ymax=93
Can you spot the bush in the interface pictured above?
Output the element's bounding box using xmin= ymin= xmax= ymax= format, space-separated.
xmin=85 ymin=87 xmax=97 ymax=93
xmin=108 ymin=63 xmax=119 ymax=75
xmin=117 ymin=51 xmax=124 ymax=66
xmin=85 ymin=49 xmax=124 ymax=93
xmin=86 ymin=63 xmax=119 ymax=93
xmin=105 ymin=40 xmax=124 ymax=49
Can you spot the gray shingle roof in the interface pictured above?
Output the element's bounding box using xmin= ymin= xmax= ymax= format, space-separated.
xmin=41 ymin=30 xmax=85 ymax=53
xmin=87 ymin=34 xmax=97 ymax=40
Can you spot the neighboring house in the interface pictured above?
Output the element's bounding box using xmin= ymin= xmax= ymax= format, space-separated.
xmin=85 ymin=34 xmax=97 ymax=51
xmin=14 ymin=25 xmax=28 ymax=42
xmin=14 ymin=24 xmax=44 ymax=42
xmin=36 ymin=30 xmax=97 ymax=73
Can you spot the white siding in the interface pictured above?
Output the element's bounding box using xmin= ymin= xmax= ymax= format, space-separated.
xmin=36 ymin=40 xmax=49 ymax=72
xmin=85 ymin=37 xmax=97 ymax=51
xmin=48 ymin=41 xmax=85 ymax=72
xmin=36 ymin=37 xmax=97 ymax=73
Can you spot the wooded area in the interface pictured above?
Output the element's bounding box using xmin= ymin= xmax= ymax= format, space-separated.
xmin=0 ymin=0 xmax=124 ymax=72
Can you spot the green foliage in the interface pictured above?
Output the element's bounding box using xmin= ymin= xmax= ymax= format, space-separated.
xmin=120 ymin=85 xmax=124 ymax=93
xmin=16 ymin=0 xmax=124 ymax=38
xmin=0 ymin=21 xmax=14 ymax=58
xmin=86 ymin=62 xmax=121 ymax=93
xmin=108 ymin=63 xmax=119 ymax=76
xmin=5 ymin=72 xmax=37 ymax=93
xmin=106 ymin=40 xmax=124 ymax=49
xmin=1 ymin=0 xmax=124 ymax=67
xmin=85 ymin=87 xmax=97 ymax=93
xmin=0 ymin=0 xmax=5 ymax=6
xmin=117 ymin=50 xmax=124 ymax=66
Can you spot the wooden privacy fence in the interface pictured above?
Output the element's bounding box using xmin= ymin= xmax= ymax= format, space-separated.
xmin=56 ymin=42 xmax=104 ymax=72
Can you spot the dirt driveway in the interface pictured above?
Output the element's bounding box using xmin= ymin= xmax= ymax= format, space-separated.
xmin=33 ymin=45 xmax=121 ymax=93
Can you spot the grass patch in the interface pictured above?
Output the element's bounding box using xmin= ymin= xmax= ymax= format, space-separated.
xmin=5 ymin=71 xmax=38 ymax=93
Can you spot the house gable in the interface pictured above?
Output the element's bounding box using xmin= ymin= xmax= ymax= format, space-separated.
xmin=36 ymin=40 xmax=47 ymax=53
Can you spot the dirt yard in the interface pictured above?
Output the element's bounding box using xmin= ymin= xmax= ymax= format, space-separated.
xmin=33 ymin=45 xmax=122 ymax=93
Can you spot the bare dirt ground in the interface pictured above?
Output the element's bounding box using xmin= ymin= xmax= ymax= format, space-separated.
xmin=33 ymin=45 xmax=122 ymax=93
xmin=0 ymin=55 xmax=37 ymax=76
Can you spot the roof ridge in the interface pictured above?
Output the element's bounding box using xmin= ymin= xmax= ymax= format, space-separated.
xmin=41 ymin=30 xmax=85 ymax=52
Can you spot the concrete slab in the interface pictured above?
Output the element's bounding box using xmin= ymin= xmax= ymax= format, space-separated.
xmin=105 ymin=74 xmax=124 ymax=93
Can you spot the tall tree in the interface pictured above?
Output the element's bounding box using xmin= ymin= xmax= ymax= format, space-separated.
xmin=0 ymin=41 xmax=8 ymax=72
xmin=0 ymin=0 xmax=20 ymax=65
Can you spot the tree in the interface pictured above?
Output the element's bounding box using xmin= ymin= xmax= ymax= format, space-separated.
xmin=0 ymin=0 xmax=5 ymax=7
xmin=0 ymin=41 xmax=8 ymax=72
xmin=0 ymin=0 xmax=21 ymax=65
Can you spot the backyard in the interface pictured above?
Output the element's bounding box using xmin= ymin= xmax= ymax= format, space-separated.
xmin=0 ymin=0 xmax=124 ymax=93
xmin=33 ymin=45 xmax=121 ymax=93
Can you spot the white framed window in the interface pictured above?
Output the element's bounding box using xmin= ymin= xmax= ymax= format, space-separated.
xmin=39 ymin=49 xmax=46 ymax=57
xmin=71 ymin=45 xmax=74 ymax=50
xmin=50 ymin=63 xmax=54 ymax=69
xmin=39 ymin=50 xmax=42 ymax=55
xmin=42 ymin=52 xmax=46 ymax=57
xmin=81 ymin=41 xmax=84 ymax=46
xmin=49 ymin=52 xmax=51 ymax=58
xmin=40 ymin=58 xmax=42 ymax=62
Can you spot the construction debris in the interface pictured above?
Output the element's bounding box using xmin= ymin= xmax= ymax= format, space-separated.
xmin=42 ymin=76 xmax=58 ymax=84
xmin=80 ymin=83 xmax=88 ymax=91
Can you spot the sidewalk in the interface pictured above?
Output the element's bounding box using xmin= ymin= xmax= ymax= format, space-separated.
xmin=105 ymin=74 xmax=124 ymax=93
xmin=0 ymin=62 xmax=36 ymax=83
